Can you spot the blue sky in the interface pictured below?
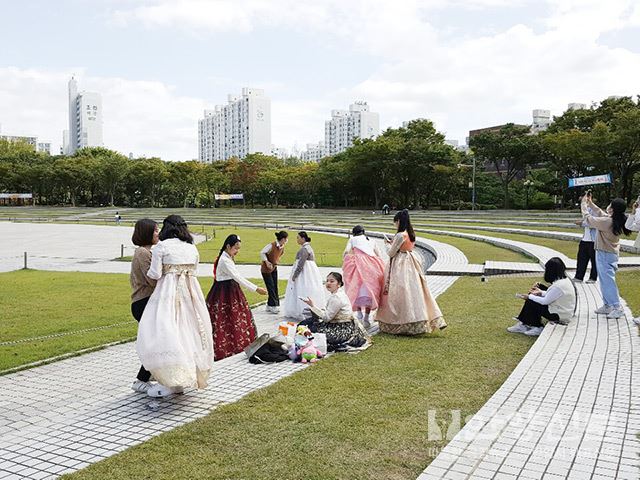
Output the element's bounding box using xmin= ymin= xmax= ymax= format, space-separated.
xmin=1 ymin=0 xmax=639 ymax=160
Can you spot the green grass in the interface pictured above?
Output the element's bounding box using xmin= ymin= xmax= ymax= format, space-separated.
xmin=64 ymin=276 xmax=536 ymax=480
xmin=619 ymin=270 xmax=640 ymax=317
xmin=0 ymin=270 xmax=284 ymax=372
xmin=196 ymin=227 xmax=348 ymax=266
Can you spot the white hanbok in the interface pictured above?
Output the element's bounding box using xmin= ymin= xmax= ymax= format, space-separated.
xmin=136 ymin=238 xmax=214 ymax=389
xmin=282 ymin=242 xmax=326 ymax=320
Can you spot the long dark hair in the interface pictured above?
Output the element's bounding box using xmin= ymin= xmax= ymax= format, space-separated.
xmin=131 ymin=218 xmax=157 ymax=247
xmin=393 ymin=209 xmax=416 ymax=242
xmin=158 ymin=215 xmax=193 ymax=244
xmin=544 ymin=257 xmax=567 ymax=284
xmin=214 ymin=234 xmax=241 ymax=277
xmin=299 ymin=231 xmax=311 ymax=243
xmin=610 ymin=198 xmax=631 ymax=236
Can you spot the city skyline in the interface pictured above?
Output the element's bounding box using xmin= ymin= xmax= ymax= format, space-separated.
xmin=1 ymin=0 xmax=639 ymax=160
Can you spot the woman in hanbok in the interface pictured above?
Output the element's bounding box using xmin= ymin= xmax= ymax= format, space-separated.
xmin=206 ymin=235 xmax=267 ymax=361
xmin=282 ymin=231 xmax=325 ymax=320
xmin=376 ymin=210 xmax=447 ymax=335
xmin=342 ymin=225 xmax=385 ymax=328
xmin=302 ymin=272 xmax=368 ymax=351
xmin=136 ymin=215 xmax=214 ymax=398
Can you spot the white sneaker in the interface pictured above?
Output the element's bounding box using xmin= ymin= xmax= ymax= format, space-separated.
xmin=606 ymin=308 xmax=625 ymax=319
xmin=271 ymin=306 xmax=280 ymax=314
xmin=594 ymin=305 xmax=612 ymax=315
xmin=633 ymin=317 xmax=640 ymax=326
xmin=524 ymin=326 xmax=544 ymax=336
xmin=131 ymin=380 xmax=152 ymax=393
xmin=147 ymin=384 xmax=183 ymax=398
xmin=507 ymin=321 xmax=530 ymax=334
xmin=363 ymin=317 xmax=372 ymax=329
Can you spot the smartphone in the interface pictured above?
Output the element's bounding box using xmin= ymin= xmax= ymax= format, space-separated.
xmin=298 ymin=296 xmax=308 ymax=301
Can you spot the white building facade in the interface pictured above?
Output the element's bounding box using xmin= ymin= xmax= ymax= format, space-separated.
xmin=301 ymin=142 xmax=326 ymax=162
xmin=324 ymin=101 xmax=379 ymax=156
xmin=531 ymin=109 xmax=551 ymax=134
xmin=65 ymin=77 xmax=103 ymax=155
xmin=198 ymin=87 xmax=271 ymax=162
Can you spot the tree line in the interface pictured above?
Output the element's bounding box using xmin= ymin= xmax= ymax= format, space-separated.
xmin=1 ymin=96 xmax=638 ymax=210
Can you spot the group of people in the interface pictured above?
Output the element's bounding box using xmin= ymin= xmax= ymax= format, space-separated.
xmin=129 ymin=210 xmax=446 ymax=397
xmin=508 ymin=192 xmax=640 ymax=336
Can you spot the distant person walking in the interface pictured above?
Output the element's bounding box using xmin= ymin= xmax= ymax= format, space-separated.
xmin=136 ymin=215 xmax=214 ymax=398
xmin=342 ymin=225 xmax=385 ymax=328
xmin=206 ymin=235 xmax=267 ymax=361
xmin=129 ymin=218 xmax=159 ymax=394
xmin=382 ymin=204 xmax=390 ymax=215
xmin=581 ymin=193 xmax=630 ymax=319
xmin=260 ymin=231 xmax=288 ymax=314
xmin=114 ymin=211 xmax=122 ymax=224
xmin=376 ymin=210 xmax=446 ymax=335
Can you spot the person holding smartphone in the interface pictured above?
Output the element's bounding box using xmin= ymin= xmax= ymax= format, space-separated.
xmin=573 ymin=192 xmax=598 ymax=284
xmin=625 ymin=196 xmax=640 ymax=326
xmin=509 ymin=257 xmax=576 ymax=336
xmin=582 ymin=192 xmax=631 ymax=319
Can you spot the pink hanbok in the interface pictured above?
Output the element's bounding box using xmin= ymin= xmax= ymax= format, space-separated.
xmin=342 ymin=235 xmax=385 ymax=311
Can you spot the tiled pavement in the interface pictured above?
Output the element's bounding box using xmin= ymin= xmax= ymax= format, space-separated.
xmin=416 ymin=282 xmax=640 ymax=480
xmin=0 ymin=234 xmax=458 ymax=479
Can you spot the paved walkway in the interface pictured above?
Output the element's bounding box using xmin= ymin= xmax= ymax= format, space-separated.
xmin=417 ymin=282 xmax=640 ymax=480
xmin=0 ymin=283 xmax=458 ymax=480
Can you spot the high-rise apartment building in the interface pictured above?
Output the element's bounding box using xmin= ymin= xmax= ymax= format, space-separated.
xmin=531 ymin=109 xmax=551 ymax=133
xmin=567 ymin=103 xmax=587 ymax=111
xmin=300 ymin=142 xmax=326 ymax=162
xmin=64 ymin=77 xmax=103 ymax=155
xmin=198 ymin=87 xmax=271 ymax=162
xmin=324 ymin=101 xmax=379 ymax=156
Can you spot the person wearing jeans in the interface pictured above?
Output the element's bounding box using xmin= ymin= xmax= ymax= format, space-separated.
xmin=581 ymin=193 xmax=631 ymax=319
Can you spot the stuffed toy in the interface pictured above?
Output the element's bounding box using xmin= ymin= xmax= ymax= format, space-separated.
xmin=295 ymin=325 xmax=324 ymax=364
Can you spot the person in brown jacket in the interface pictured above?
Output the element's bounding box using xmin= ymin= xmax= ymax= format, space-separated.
xmin=260 ymin=231 xmax=288 ymax=314
xmin=129 ymin=218 xmax=159 ymax=393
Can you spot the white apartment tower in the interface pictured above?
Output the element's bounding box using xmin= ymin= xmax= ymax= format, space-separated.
xmin=301 ymin=142 xmax=326 ymax=162
xmin=324 ymin=101 xmax=379 ymax=156
xmin=64 ymin=77 xmax=103 ymax=155
xmin=198 ymin=87 xmax=271 ymax=162
xmin=531 ymin=109 xmax=551 ymax=134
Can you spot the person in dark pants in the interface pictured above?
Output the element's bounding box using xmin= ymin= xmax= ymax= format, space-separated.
xmin=509 ymin=257 xmax=576 ymax=337
xmin=574 ymin=206 xmax=598 ymax=283
xmin=129 ymin=218 xmax=159 ymax=393
xmin=260 ymin=231 xmax=288 ymax=313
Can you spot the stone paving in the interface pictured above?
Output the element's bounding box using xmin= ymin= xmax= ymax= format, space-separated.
xmin=417 ymin=281 xmax=640 ymax=480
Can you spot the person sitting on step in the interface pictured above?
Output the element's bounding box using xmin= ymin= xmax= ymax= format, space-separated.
xmin=508 ymin=257 xmax=576 ymax=337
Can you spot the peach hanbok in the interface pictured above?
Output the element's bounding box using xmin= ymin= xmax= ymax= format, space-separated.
xmin=376 ymin=232 xmax=446 ymax=335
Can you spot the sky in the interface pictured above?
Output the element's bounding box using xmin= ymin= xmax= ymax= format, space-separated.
xmin=1 ymin=0 xmax=639 ymax=160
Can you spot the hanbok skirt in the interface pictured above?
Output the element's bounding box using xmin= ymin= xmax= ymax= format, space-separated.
xmin=342 ymin=248 xmax=385 ymax=310
xmin=376 ymin=251 xmax=446 ymax=335
xmin=136 ymin=270 xmax=214 ymax=389
xmin=282 ymin=259 xmax=326 ymax=320
xmin=206 ymin=279 xmax=257 ymax=361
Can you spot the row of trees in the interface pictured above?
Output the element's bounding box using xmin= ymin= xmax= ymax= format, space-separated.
xmin=1 ymin=96 xmax=639 ymax=209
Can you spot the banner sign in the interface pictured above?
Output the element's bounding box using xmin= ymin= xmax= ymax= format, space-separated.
xmin=568 ymin=173 xmax=612 ymax=188
xmin=215 ymin=193 xmax=244 ymax=200
xmin=0 ymin=193 xmax=33 ymax=199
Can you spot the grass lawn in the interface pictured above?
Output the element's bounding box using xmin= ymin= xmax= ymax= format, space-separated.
xmin=196 ymin=227 xmax=348 ymax=266
xmin=64 ymin=276 xmax=536 ymax=480
xmin=619 ymin=270 xmax=640 ymax=316
xmin=0 ymin=270 xmax=284 ymax=372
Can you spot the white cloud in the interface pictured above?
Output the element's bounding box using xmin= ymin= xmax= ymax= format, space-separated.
xmin=0 ymin=67 xmax=205 ymax=160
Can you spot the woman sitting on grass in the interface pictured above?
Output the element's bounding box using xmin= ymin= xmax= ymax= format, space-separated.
xmin=302 ymin=272 xmax=368 ymax=351
xmin=509 ymin=257 xmax=576 ymax=337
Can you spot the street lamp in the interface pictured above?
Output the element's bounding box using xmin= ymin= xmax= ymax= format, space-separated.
xmin=523 ymin=179 xmax=533 ymax=210
xmin=457 ymin=156 xmax=477 ymax=211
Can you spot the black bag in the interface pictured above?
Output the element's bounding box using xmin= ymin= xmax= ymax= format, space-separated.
xmin=248 ymin=342 xmax=289 ymax=364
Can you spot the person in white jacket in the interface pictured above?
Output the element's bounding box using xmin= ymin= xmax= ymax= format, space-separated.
xmin=625 ymin=198 xmax=640 ymax=325
xmin=508 ymin=257 xmax=576 ymax=336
